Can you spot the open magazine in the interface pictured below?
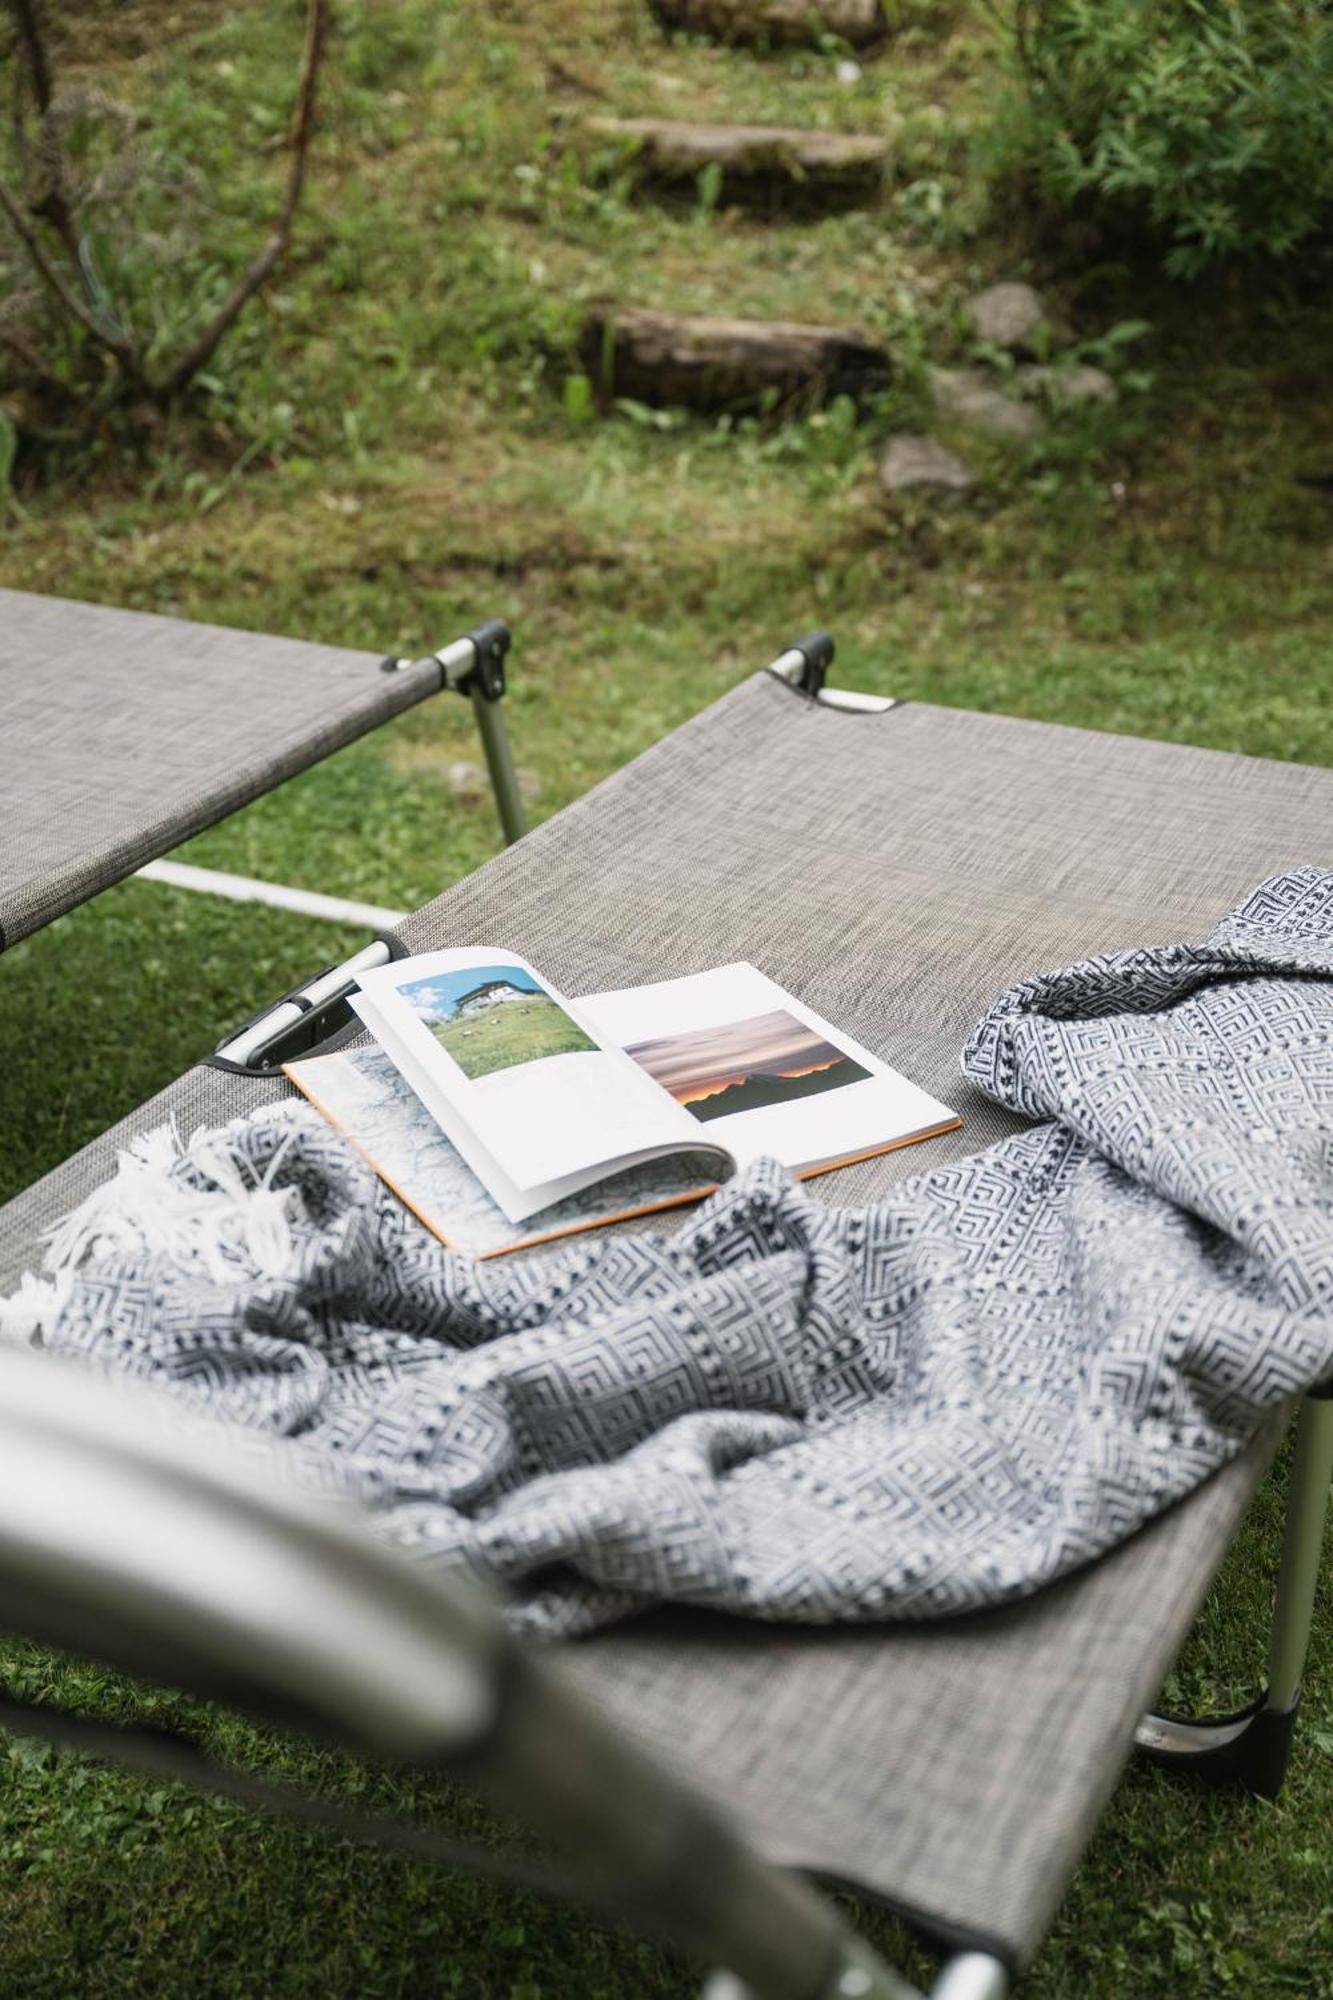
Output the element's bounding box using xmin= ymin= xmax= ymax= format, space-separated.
xmin=286 ymin=951 xmax=961 ymax=1258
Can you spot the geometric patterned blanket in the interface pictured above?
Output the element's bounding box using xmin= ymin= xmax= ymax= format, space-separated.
xmin=5 ymin=869 xmax=1332 ymax=1638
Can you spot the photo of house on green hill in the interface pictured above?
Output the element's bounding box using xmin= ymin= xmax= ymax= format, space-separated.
xmin=399 ymin=964 xmax=596 ymax=1080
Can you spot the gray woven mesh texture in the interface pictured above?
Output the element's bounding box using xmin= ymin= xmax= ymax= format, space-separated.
xmin=3 ymin=673 xmax=1329 ymax=1958
xmin=0 ymin=589 xmax=439 ymax=945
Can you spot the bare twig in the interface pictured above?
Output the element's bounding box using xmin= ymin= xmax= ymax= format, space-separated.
xmin=1 ymin=0 xmax=325 ymax=407
xmin=0 ymin=171 xmax=142 ymax=378
xmin=10 ymin=33 xmax=32 ymax=180
xmin=6 ymin=0 xmax=54 ymax=114
xmin=0 ymin=318 xmax=41 ymax=371
xmin=4 ymin=0 xmax=83 ymax=265
xmin=155 ymin=0 xmax=327 ymax=398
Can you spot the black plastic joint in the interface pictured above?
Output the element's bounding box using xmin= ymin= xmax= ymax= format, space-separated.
xmin=460 ymin=618 xmax=512 ymax=702
xmin=1239 ymin=1699 xmax=1301 ymax=1798
xmin=1138 ymin=1691 xmax=1301 ymax=1800
xmin=213 ymin=963 xmax=335 ymax=1055
xmin=791 ymin=629 xmax=835 ymax=696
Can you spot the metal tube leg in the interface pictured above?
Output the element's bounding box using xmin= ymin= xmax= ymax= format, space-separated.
xmin=1266 ymin=1389 xmax=1333 ymax=1711
xmin=700 ymin=1943 xmax=1010 ymax=2000
xmin=404 ymin=620 xmax=528 ymax=847
xmin=701 ymin=1936 xmax=921 ymax=2000
xmin=471 ymin=686 xmax=528 ymax=846
xmin=1135 ymin=1387 xmax=1333 ymax=1797
xmin=930 ymin=1954 xmax=1010 ymax=2000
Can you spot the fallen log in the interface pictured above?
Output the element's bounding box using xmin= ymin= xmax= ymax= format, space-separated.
xmin=649 ymin=0 xmax=887 ymax=47
xmin=581 ymin=306 xmax=890 ymax=415
xmin=587 ymin=117 xmax=888 ymax=208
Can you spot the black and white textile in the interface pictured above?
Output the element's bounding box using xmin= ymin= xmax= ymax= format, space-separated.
xmin=7 ymin=870 xmax=1333 ymax=1639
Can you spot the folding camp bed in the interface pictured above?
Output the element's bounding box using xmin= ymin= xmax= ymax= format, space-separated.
xmin=0 ymin=588 xmax=526 ymax=953
xmin=1 ymin=635 xmax=1331 ymax=1995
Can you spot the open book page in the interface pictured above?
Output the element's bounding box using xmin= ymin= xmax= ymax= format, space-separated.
xmin=288 ymin=957 xmax=960 ymax=1255
xmin=285 ymin=1045 xmax=723 ymax=1259
xmin=582 ymin=962 xmax=961 ymax=1176
xmin=351 ymin=948 xmax=722 ymax=1222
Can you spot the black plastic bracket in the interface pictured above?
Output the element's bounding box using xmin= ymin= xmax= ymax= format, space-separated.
xmin=456 ymin=618 xmax=511 ymax=702
xmin=1135 ymin=1689 xmax=1301 ymax=1800
xmin=380 ymin=620 xmax=513 ymax=704
xmin=789 ymin=629 xmax=835 ymax=698
xmin=210 ymin=966 xmax=329 ymax=1065
xmin=208 ymin=932 xmax=410 ymax=1077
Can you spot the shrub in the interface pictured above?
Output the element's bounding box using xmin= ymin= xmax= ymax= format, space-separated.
xmin=0 ymin=0 xmax=326 ymax=416
xmin=992 ymin=0 xmax=1333 ymax=275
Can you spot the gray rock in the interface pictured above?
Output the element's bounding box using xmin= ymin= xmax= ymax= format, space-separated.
xmin=1018 ymin=362 xmax=1118 ymax=410
xmin=879 ymin=434 xmax=976 ymax=498
xmin=929 ymin=366 xmax=1043 ymax=442
xmin=966 ymin=282 xmax=1069 ymax=357
xmin=447 ymin=760 xmax=486 ymax=801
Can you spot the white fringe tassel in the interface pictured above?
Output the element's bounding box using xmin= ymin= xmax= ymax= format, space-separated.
xmin=0 ymin=1104 xmax=313 ymax=1348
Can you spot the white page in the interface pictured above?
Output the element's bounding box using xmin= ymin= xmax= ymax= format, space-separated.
xmin=582 ymin=963 xmax=959 ymax=1176
xmin=352 ymin=949 xmax=705 ymax=1218
xmin=349 ymin=986 xmax=540 ymax=1221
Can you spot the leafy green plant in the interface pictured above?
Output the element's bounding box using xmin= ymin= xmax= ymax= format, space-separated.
xmin=0 ymin=400 xmax=22 ymax=513
xmin=0 ymin=0 xmax=327 ymax=411
xmin=989 ymin=0 xmax=1333 ymax=275
xmin=562 ymin=372 xmax=596 ymax=427
xmin=694 ymin=158 xmax=724 ymax=220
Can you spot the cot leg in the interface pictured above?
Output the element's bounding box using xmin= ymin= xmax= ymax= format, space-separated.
xmin=470 ymin=683 xmax=528 ymax=846
xmin=1265 ymin=1389 xmax=1333 ymax=1710
xmin=701 ymin=1941 xmax=1008 ymax=2000
xmin=929 ymin=1952 xmax=1010 ymax=1999
xmin=1135 ymin=1386 xmax=1333 ymax=1798
xmin=384 ymin=618 xmax=529 ymax=847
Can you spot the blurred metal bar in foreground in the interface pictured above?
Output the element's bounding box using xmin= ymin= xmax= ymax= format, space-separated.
xmin=0 ymin=1344 xmax=979 ymax=2000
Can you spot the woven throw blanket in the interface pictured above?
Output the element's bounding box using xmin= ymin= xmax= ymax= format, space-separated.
xmin=6 ymin=868 xmax=1333 ymax=1639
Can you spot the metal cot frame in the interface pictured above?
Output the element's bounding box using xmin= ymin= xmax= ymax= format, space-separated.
xmin=0 ymin=592 xmax=530 ymax=955
xmin=211 ymin=630 xmax=1333 ymax=1812
xmin=0 ymin=631 xmax=1330 ymax=1995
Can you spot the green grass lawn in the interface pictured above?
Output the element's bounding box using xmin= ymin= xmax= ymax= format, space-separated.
xmin=430 ymin=991 xmax=596 ymax=1079
xmin=2 ymin=0 xmax=1333 ymax=1992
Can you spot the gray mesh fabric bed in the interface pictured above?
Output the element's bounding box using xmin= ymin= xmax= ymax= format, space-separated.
xmin=0 ymin=589 xmax=441 ymax=949
xmin=2 ymin=660 xmax=1331 ymax=1983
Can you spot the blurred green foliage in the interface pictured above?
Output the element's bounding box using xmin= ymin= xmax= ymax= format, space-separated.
xmin=992 ymin=0 xmax=1333 ymax=274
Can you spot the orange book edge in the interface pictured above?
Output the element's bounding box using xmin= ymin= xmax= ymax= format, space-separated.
xmin=285 ymin=1060 xmax=962 ymax=1262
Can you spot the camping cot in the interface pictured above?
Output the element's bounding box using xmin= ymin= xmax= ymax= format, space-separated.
xmin=0 ymin=587 xmax=526 ymax=954
xmin=0 ymin=611 xmax=1331 ymax=1997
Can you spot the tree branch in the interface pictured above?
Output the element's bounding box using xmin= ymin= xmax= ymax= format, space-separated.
xmin=4 ymin=0 xmax=83 ymax=267
xmin=0 ymin=170 xmax=142 ymax=378
xmin=154 ymin=0 xmax=327 ymax=399
xmin=10 ymin=27 xmax=33 ymax=179
xmin=6 ymin=0 xmax=54 ymax=114
xmin=0 ymin=316 xmax=41 ymax=372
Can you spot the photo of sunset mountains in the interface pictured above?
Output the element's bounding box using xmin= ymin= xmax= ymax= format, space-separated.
xmin=625 ymin=1008 xmax=870 ymax=1124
